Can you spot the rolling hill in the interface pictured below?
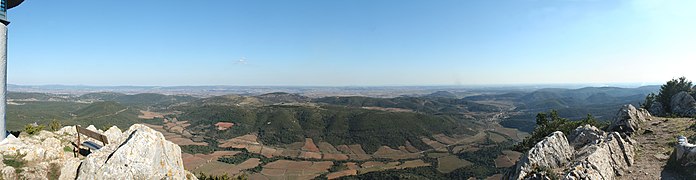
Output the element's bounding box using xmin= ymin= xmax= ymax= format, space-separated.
xmin=175 ymin=95 xmax=483 ymax=153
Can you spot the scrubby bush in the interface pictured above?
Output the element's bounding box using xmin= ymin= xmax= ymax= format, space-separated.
xmin=513 ymin=110 xmax=606 ymax=152
xmin=646 ymin=77 xmax=695 ymax=113
xmin=23 ymin=123 xmax=45 ymax=135
xmin=49 ymin=119 xmax=62 ymax=131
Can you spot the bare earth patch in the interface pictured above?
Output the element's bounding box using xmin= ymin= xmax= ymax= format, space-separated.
xmin=421 ymin=137 xmax=447 ymax=151
xmin=138 ymin=110 xmax=165 ymax=119
xmin=258 ymin=160 xmax=334 ymax=179
xmin=317 ymin=142 xmax=340 ymax=153
xmin=182 ymin=151 xmax=240 ymax=172
xmin=301 ymin=138 xmax=320 ymax=152
xmin=372 ymin=146 xmax=421 ymax=160
xmin=299 ymin=151 xmax=322 ymax=159
xmin=335 ymin=145 xmax=352 ymax=154
xmin=327 ymin=169 xmax=358 ymax=180
xmin=218 ymin=134 xmax=260 ymax=148
xmin=322 ymin=153 xmax=349 ymax=161
xmin=259 ymin=147 xmax=278 ymax=158
xmin=398 ymin=160 xmax=431 ymax=169
xmin=143 ymin=123 xmax=208 ymax=146
xmin=432 ymin=134 xmax=458 ymax=145
xmin=404 ymin=141 xmax=420 ymax=153
xmin=348 ymin=144 xmax=368 ymax=155
xmin=437 ymin=155 xmax=473 ymax=173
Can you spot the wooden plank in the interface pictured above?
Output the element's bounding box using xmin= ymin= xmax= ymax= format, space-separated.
xmin=76 ymin=126 xmax=109 ymax=144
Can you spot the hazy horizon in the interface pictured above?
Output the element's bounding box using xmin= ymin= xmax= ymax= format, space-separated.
xmin=7 ymin=1 xmax=696 ymax=86
xmin=7 ymin=81 xmax=662 ymax=88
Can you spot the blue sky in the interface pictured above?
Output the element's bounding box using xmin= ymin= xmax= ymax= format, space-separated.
xmin=6 ymin=0 xmax=696 ymax=86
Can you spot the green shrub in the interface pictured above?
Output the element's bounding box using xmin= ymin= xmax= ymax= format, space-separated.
xmin=63 ymin=146 xmax=73 ymax=152
xmin=3 ymin=154 xmax=26 ymax=173
xmin=49 ymin=119 xmax=62 ymax=131
xmin=514 ymin=111 xmax=607 ymax=152
xmin=653 ymin=77 xmax=695 ymax=114
xmin=23 ymin=124 xmax=45 ymax=135
xmin=180 ymin=145 xmax=215 ymax=154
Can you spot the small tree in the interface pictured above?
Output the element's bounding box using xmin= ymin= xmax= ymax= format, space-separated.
xmin=514 ymin=111 xmax=605 ymax=152
xmin=641 ymin=93 xmax=656 ymax=109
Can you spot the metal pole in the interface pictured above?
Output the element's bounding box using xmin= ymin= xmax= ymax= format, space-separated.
xmin=0 ymin=22 xmax=6 ymax=141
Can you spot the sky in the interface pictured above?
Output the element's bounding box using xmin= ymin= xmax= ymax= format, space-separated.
xmin=5 ymin=0 xmax=696 ymax=86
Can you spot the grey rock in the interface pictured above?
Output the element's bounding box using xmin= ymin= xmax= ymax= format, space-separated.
xmin=564 ymin=132 xmax=635 ymax=180
xmin=670 ymin=92 xmax=696 ymax=117
xmin=671 ymin=136 xmax=696 ymax=166
xmin=605 ymin=132 xmax=635 ymax=175
xmin=77 ymin=124 xmax=197 ymax=180
xmin=668 ymin=136 xmax=696 ymax=177
xmin=568 ymin=124 xmax=606 ymax=150
xmin=2 ymin=166 xmax=16 ymax=180
xmin=59 ymin=157 xmax=81 ymax=180
xmin=510 ymin=131 xmax=574 ymax=180
xmin=564 ymin=144 xmax=615 ymax=180
xmin=649 ymin=102 xmax=665 ymax=117
xmin=509 ymin=124 xmax=637 ymax=180
xmin=607 ymin=104 xmax=651 ymax=135
xmin=103 ymin=126 xmax=123 ymax=144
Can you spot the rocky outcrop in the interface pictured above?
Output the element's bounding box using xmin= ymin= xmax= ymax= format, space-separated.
xmin=510 ymin=104 xmax=641 ymax=180
xmin=607 ymin=104 xmax=651 ymax=135
xmin=78 ymin=124 xmax=196 ymax=179
xmin=669 ymin=136 xmax=696 ymax=177
xmin=564 ymin=132 xmax=635 ymax=179
xmin=649 ymin=102 xmax=666 ymax=117
xmin=510 ymin=131 xmax=574 ymax=179
xmin=567 ymin=125 xmax=606 ymax=149
xmin=564 ymin=144 xmax=615 ymax=179
xmin=0 ymin=124 xmax=197 ymax=180
xmin=670 ymin=91 xmax=696 ymax=117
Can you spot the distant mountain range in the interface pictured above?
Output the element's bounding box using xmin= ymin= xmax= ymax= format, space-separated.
xmin=7 ymin=83 xmax=660 ymax=98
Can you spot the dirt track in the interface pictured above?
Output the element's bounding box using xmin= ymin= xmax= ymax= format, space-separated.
xmin=620 ymin=117 xmax=694 ymax=180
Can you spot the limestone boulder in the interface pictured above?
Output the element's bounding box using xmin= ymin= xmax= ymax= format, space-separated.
xmin=103 ymin=126 xmax=123 ymax=144
xmin=670 ymin=91 xmax=696 ymax=117
xmin=649 ymin=102 xmax=666 ymax=117
xmin=607 ymin=104 xmax=650 ymax=135
xmin=2 ymin=166 xmax=17 ymax=180
xmin=568 ymin=124 xmax=606 ymax=149
xmin=77 ymin=124 xmax=196 ymax=180
xmin=510 ymin=131 xmax=574 ymax=180
xmin=59 ymin=157 xmax=82 ymax=180
xmin=669 ymin=136 xmax=696 ymax=177
xmin=0 ymin=134 xmax=25 ymax=156
xmin=564 ymin=144 xmax=615 ymax=179
xmin=604 ymin=132 xmax=635 ymax=175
